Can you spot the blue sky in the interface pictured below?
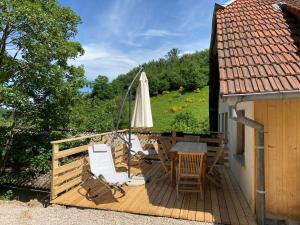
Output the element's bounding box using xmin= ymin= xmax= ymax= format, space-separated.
xmin=59 ymin=0 xmax=227 ymax=81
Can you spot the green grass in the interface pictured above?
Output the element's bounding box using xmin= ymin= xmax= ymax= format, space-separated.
xmin=150 ymin=86 xmax=209 ymax=132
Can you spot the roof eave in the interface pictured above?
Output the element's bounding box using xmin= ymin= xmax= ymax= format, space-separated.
xmin=208 ymin=3 xmax=225 ymax=60
xmin=221 ymin=90 xmax=300 ymax=103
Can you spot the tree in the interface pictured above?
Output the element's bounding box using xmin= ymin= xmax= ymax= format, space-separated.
xmin=0 ymin=0 xmax=85 ymax=171
xmin=91 ymin=75 xmax=113 ymax=100
xmin=69 ymin=97 xmax=118 ymax=132
xmin=165 ymin=48 xmax=180 ymax=61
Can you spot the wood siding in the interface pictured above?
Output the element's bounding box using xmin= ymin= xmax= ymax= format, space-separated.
xmin=254 ymin=99 xmax=300 ymax=220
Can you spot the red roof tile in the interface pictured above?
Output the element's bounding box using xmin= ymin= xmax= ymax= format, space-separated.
xmin=215 ymin=0 xmax=300 ymax=95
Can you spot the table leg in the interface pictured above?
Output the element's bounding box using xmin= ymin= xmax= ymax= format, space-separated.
xmin=171 ymin=158 xmax=173 ymax=184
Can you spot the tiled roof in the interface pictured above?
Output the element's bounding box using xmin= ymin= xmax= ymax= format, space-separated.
xmin=216 ymin=0 xmax=300 ymax=95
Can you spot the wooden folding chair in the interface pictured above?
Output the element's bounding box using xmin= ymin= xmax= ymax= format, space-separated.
xmin=206 ymin=147 xmax=224 ymax=187
xmin=157 ymin=138 xmax=173 ymax=182
xmin=176 ymin=153 xmax=206 ymax=199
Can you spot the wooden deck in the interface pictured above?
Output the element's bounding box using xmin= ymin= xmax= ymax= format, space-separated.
xmin=51 ymin=162 xmax=256 ymax=225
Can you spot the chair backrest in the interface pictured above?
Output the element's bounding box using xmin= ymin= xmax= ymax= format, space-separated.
xmin=88 ymin=144 xmax=117 ymax=179
xmin=159 ymin=138 xmax=173 ymax=155
xmin=207 ymin=147 xmax=224 ymax=174
xmin=124 ymin=134 xmax=143 ymax=153
xmin=178 ymin=153 xmax=206 ymax=176
xmin=157 ymin=139 xmax=172 ymax=173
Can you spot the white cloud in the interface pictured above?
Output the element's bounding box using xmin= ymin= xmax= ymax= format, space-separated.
xmin=138 ymin=29 xmax=182 ymax=37
xmin=69 ymin=44 xmax=138 ymax=80
xmin=69 ymin=44 xmax=167 ymax=81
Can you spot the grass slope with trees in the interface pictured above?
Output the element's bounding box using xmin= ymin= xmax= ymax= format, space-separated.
xmin=151 ymin=87 xmax=209 ymax=133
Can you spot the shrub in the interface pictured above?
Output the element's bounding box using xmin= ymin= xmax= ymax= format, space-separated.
xmin=170 ymin=112 xmax=209 ymax=134
xmin=29 ymin=147 xmax=52 ymax=174
xmin=162 ymin=90 xmax=170 ymax=95
xmin=171 ymin=105 xmax=183 ymax=113
xmin=0 ymin=190 xmax=14 ymax=200
xmin=174 ymin=93 xmax=182 ymax=98
xmin=194 ymin=88 xmax=201 ymax=93
xmin=185 ymin=98 xmax=193 ymax=103
xmin=178 ymin=86 xmax=184 ymax=93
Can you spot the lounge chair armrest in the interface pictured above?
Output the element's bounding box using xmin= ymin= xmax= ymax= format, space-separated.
xmin=143 ymin=143 xmax=158 ymax=151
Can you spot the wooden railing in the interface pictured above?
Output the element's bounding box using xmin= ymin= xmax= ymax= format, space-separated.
xmin=50 ymin=130 xmax=225 ymax=201
xmin=50 ymin=129 xmax=129 ymax=200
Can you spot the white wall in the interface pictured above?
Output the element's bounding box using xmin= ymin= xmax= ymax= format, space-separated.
xmin=218 ymin=98 xmax=255 ymax=211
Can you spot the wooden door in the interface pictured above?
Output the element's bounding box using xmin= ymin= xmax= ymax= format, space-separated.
xmin=255 ymin=99 xmax=300 ymax=220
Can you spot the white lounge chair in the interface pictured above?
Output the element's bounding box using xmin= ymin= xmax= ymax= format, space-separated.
xmin=125 ymin=134 xmax=157 ymax=162
xmin=85 ymin=144 xmax=147 ymax=199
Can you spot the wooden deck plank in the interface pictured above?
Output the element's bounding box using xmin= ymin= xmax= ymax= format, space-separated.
xmin=204 ymin=183 xmax=213 ymax=222
xmin=210 ymin=182 xmax=222 ymax=223
xmin=51 ymin=165 xmax=257 ymax=225
xmin=223 ymin=169 xmax=248 ymax=225
xmin=117 ymin=164 xmax=160 ymax=212
xmin=220 ymin=169 xmax=240 ymax=225
xmin=187 ymin=193 xmax=198 ymax=220
xmin=216 ymin=182 xmax=231 ymax=224
xmin=195 ymin=192 xmax=205 ymax=221
xmin=148 ymin=178 xmax=172 ymax=214
xmin=141 ymin=174 xmax=170 ymax=215
xmin=226 ymin=168 xmax=257 ymax=225
xmin=179 ymin=193 xmax=191 ymax=219
xmin=126 ymin=167 xmax=164 ymax=214
xmin=162 ymin=187 xmax=177 ymax=217
xmin=155 ymin=181 xmax=175 ymax=216
xmin=170 ymin=193 xmax=184 ymax=218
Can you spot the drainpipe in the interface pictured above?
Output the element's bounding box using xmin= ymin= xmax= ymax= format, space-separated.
xmin=228 ymin=105 xmax=265 ymax=225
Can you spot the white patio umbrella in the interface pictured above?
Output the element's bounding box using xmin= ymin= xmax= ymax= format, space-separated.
xmin=114 ymin=68 xmax=153 ymax=178
xmin=131 ymin=71 xmax=153 ymax=128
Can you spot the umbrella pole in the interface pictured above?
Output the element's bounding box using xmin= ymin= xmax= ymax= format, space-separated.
xmin=128 ymin=89 xmax=132 ymax=178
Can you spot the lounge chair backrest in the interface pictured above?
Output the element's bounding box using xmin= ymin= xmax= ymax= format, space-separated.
xmin=125 ymin=134 xmax=143 ymax=153
xmin=88 ymin=144 xmax=117 ymax=179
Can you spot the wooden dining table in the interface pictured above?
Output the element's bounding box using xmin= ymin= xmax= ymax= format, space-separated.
xmin=169 ymin=141 xmax=208 ymax=185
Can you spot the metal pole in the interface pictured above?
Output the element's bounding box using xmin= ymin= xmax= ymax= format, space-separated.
xmin=256 ymin=130 xmax=265 ymax=225
xmin=115 ymin=67 xmax=144 ymax=131
xmin=128 ymin=89 xmax=132 ymax=178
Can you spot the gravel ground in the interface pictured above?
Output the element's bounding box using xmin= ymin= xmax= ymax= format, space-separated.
xmin=0 ymin=200 xmax=218 ymax=225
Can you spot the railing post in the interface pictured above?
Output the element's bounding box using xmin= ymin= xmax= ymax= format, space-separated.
xmin=172 ymin=131 xmax=176 ymax=145
xmin=51 ymin=143 xmax=59 ymax=200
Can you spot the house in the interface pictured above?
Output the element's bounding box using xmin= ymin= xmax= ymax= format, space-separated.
xmin=209 ymin=0 xmax=300 ymax=223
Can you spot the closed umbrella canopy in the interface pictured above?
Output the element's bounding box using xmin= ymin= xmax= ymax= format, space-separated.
xmin=131 ymin=71 xmax=153 ymax=128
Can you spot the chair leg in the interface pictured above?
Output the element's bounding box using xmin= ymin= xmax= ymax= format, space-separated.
xmin=176 ymin=167 xmax=179 ymax=199
xmin=170 ymin=160 xmax=173 ymax=184
xmin=201 ymin=182 xmax=204 ymax=200
xmin=199 ymin=177 xmax=204 ymax=200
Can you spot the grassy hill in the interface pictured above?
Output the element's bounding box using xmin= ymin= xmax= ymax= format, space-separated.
xmin=151 ymin=86 xmax=209 ymax=132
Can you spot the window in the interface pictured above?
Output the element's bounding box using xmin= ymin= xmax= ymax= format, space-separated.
xmin=236 ymin=110 xmax=245 ymax=155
